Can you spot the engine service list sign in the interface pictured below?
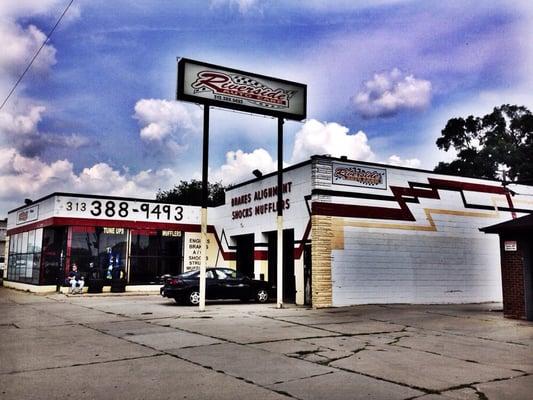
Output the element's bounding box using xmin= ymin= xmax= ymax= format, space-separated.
xmin=55 ymin=196 xmax=200 ymax=225
xmin=183 ymin=232 xmax=219 ymax=272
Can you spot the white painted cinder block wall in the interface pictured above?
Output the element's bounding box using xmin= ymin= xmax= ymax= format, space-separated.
xmin=313 ymin=158 xmax=532 ymax=306
xmin=331 ymin=229 xmax=501 ymax=305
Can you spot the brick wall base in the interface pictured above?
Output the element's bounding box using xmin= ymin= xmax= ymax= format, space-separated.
xmin=500 ymin=237 xmax=526 ymax=319
xmin=311 ymin=215 xmax=332 ymax=308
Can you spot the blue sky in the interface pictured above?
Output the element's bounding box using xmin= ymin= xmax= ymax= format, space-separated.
xmin=1 ymin=0 xmax=532 ymax=215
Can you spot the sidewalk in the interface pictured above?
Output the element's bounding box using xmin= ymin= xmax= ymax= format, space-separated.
xmin=0 ymin=287 xmax=531 ymax=399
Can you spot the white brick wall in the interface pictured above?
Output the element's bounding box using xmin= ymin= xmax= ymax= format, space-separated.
xmin=332 ymin=230 xmax=501 ymax=305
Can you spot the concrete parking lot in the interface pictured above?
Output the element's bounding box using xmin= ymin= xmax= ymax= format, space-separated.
xmin=0 ymin=287 xmax=532 ymax=400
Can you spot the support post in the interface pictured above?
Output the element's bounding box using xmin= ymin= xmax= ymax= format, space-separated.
xmin=277 ymin=118 xmax=284 ymax=308
xmin=199 ymin=105 xmax=210 ymax=311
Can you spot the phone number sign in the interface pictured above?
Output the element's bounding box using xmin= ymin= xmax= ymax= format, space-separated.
xmin=55 ymin=196 xmax=200 ymax=225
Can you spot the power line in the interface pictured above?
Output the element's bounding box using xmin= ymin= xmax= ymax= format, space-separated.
xmin=0 ymin=0 xmax=75 ymax=111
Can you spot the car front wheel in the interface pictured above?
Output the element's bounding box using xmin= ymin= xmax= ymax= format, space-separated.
xmin=188 ymin=289 xmax=201 ymax=306
xmin=256 ymin=289 xmax=269 ymax=303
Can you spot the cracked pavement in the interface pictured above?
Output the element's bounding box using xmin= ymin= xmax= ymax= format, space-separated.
xmin=0 ymin=287 xmax=532 ymax=399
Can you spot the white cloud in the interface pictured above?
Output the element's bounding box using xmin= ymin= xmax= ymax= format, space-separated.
xmin=209 ymin=119 xmax=377 ymax=187
xmin=0 ymin=1 xmax=69 ymax=19
xmin=209 ymin=0 xmax=260 ymax=14
xmin=133 ymin=99 xmax=201 ymax=152
xmin=0 ymin=21 xmax=57 ymax=80
xmin=385 ymin=155 xmax=421 ymax=168
xmin=291 ymin=119 xmax=374 ymax=164
xmin=0 ymin=0 xmax=79 ymax=91
xmin=0 ymin=147 xmax=181 ymax=214
xmin=0 ymin=1 xmax=84 ymax=158
xmin=212 ymin=148 xmax=278 ymax=185
xmin=0 ymin=104 xmax=90 ymax=156
xmin=353 ymin=68 xmax=432 ymax=118
xmin=0 ymin=104 xmax=44 ymax=136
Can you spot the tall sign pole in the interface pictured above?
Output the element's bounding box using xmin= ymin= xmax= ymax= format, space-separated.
xmin=277 ymin=118 xmax=284 ymax=308
xmin=199 ymin=105 xmax=209 ymax=311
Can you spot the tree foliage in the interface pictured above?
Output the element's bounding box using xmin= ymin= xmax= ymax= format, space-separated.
xmin=434 ymin=104 xmax=533 ymax=182
xmin=156 ymin=180 xmax=226 ymax=207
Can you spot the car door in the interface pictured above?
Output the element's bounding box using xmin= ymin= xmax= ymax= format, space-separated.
xmin=205 ymin=269 xmax=218 ymax=299
xmin=215 ymin=269 xmax=250 ymax=300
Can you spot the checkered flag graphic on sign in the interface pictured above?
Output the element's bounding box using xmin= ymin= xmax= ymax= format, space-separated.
xmin=230 ymin=74 xmax=296 ymax=109
xmin=232 ymin=75 xmax=264 ymax=88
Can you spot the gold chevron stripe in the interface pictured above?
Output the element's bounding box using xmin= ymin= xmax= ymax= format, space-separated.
xmin=332 ymin=207 xmax=501 ymax=250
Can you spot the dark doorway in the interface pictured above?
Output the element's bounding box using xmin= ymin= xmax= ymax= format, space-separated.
xmin=304 ymin=244 xmax=312 ymax=305
xmin=266 ymin=229 xmax=295 ymax=303
xmin=234 ymin=234 xmax=254 ymax=278
xmin=267 ymin=232 xmax=277 ymax=287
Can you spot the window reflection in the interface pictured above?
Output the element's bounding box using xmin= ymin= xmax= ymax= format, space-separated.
xmin=130 ymin=230 xmax=182 ymax=284
xmin=7 ymin=227 xmax=49 ymax=284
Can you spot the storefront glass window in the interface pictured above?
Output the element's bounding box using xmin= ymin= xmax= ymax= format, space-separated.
xmin=6 ymin=228 xmax=46 ymax=285
xmin=130 ymin=230 xmax=182 ymax=284
xmin=70 ymin=227 xmax=99 ymax=278
xmin=69 ymin=227 xmax=127 ymax=283
xmin=27 ymin=230 xmax=35 ymax=252
xmin=41 ymin=227 xmax=67 ymax=285
xmin=34 ymin=229 xmax=43 ymax=253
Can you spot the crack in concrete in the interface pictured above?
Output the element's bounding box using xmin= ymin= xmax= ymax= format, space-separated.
xmin=77 ymin=311 xmax=299 ymax=399
xmin=0 ymin=353 xmax=165 ymax=376
xmin=283 ymin=337 xmax=531 ymax=399
xmin=330 ymin=364 xmax=436 ymax=395
xmin=271 ymin=370 xmax=335 ymax=385
xmin=324 ymin=350 xmax=363 ymax=365
xmin=245 ymin=334 xmax=340 ymax=345
xmin=269 ymin=388 xmax=301 ymax=400
xmin=475 ymin=388 xmax=489 ymax=400
xmin=390 ymin=337 xmax=531 ymax=372
xmin=3 ymin=291 xmax=530 ymax=400
xmin=0 ymin=323 xmax=19 ymax=329
xmin=370 ymin=317 xmax=531 ymax=348
xmin=385 ymin=334 xmax=411 ymax=345
xmin=422 ymin=372 xmax=532 ymax=396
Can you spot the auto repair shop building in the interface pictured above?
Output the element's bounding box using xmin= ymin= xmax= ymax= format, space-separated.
xmin=4 ymin=155 xmax=533 ymax=307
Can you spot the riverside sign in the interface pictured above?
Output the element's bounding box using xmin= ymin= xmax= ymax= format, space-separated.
xmin=177 ymin=58 xmax=306 ymax=121
xmin=176 ymin=57 xmax=306 ymax=310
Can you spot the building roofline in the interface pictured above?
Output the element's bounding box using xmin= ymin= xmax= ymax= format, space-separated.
xmin=8 ymin=192 xmax=171 ymax=214
xmin=226 ymin=154 xmax=527 ymax=191
xmin=479 ymin=213 xmax=533 ymax=234
xmin=311 ymin=155 xmax=512 ymax=183
xmin=226 ymin=159 xmax=312 ymax=191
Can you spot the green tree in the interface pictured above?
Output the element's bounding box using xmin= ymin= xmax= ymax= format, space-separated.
xmin=434 ymin=104 xmax=533 ymax=182
xmin=156 ymin=180 xmax=226 ymax=207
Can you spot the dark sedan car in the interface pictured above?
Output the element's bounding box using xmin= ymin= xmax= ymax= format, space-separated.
xmin=160 ymin=268 xmax=273 ymax=305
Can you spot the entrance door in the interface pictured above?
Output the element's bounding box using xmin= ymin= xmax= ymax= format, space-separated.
xmin=267 ymin=232 xmax=277 ymax=287
xmin=283 ymin=229 xmax=295 ymax=303
xmin=235 ymin=234 xmax=254 ymax=278
xmin=266 ymin=229 xmax=295 ymax=303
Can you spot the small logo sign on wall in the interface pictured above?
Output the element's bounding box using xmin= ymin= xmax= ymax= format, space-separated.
xmin=332 ymin=162 xmax=387 ymax=189
xmin=16 ymin=205 xmax=39 ymax=225
xmin=504 ymin=241 xmax=517 ymax=252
